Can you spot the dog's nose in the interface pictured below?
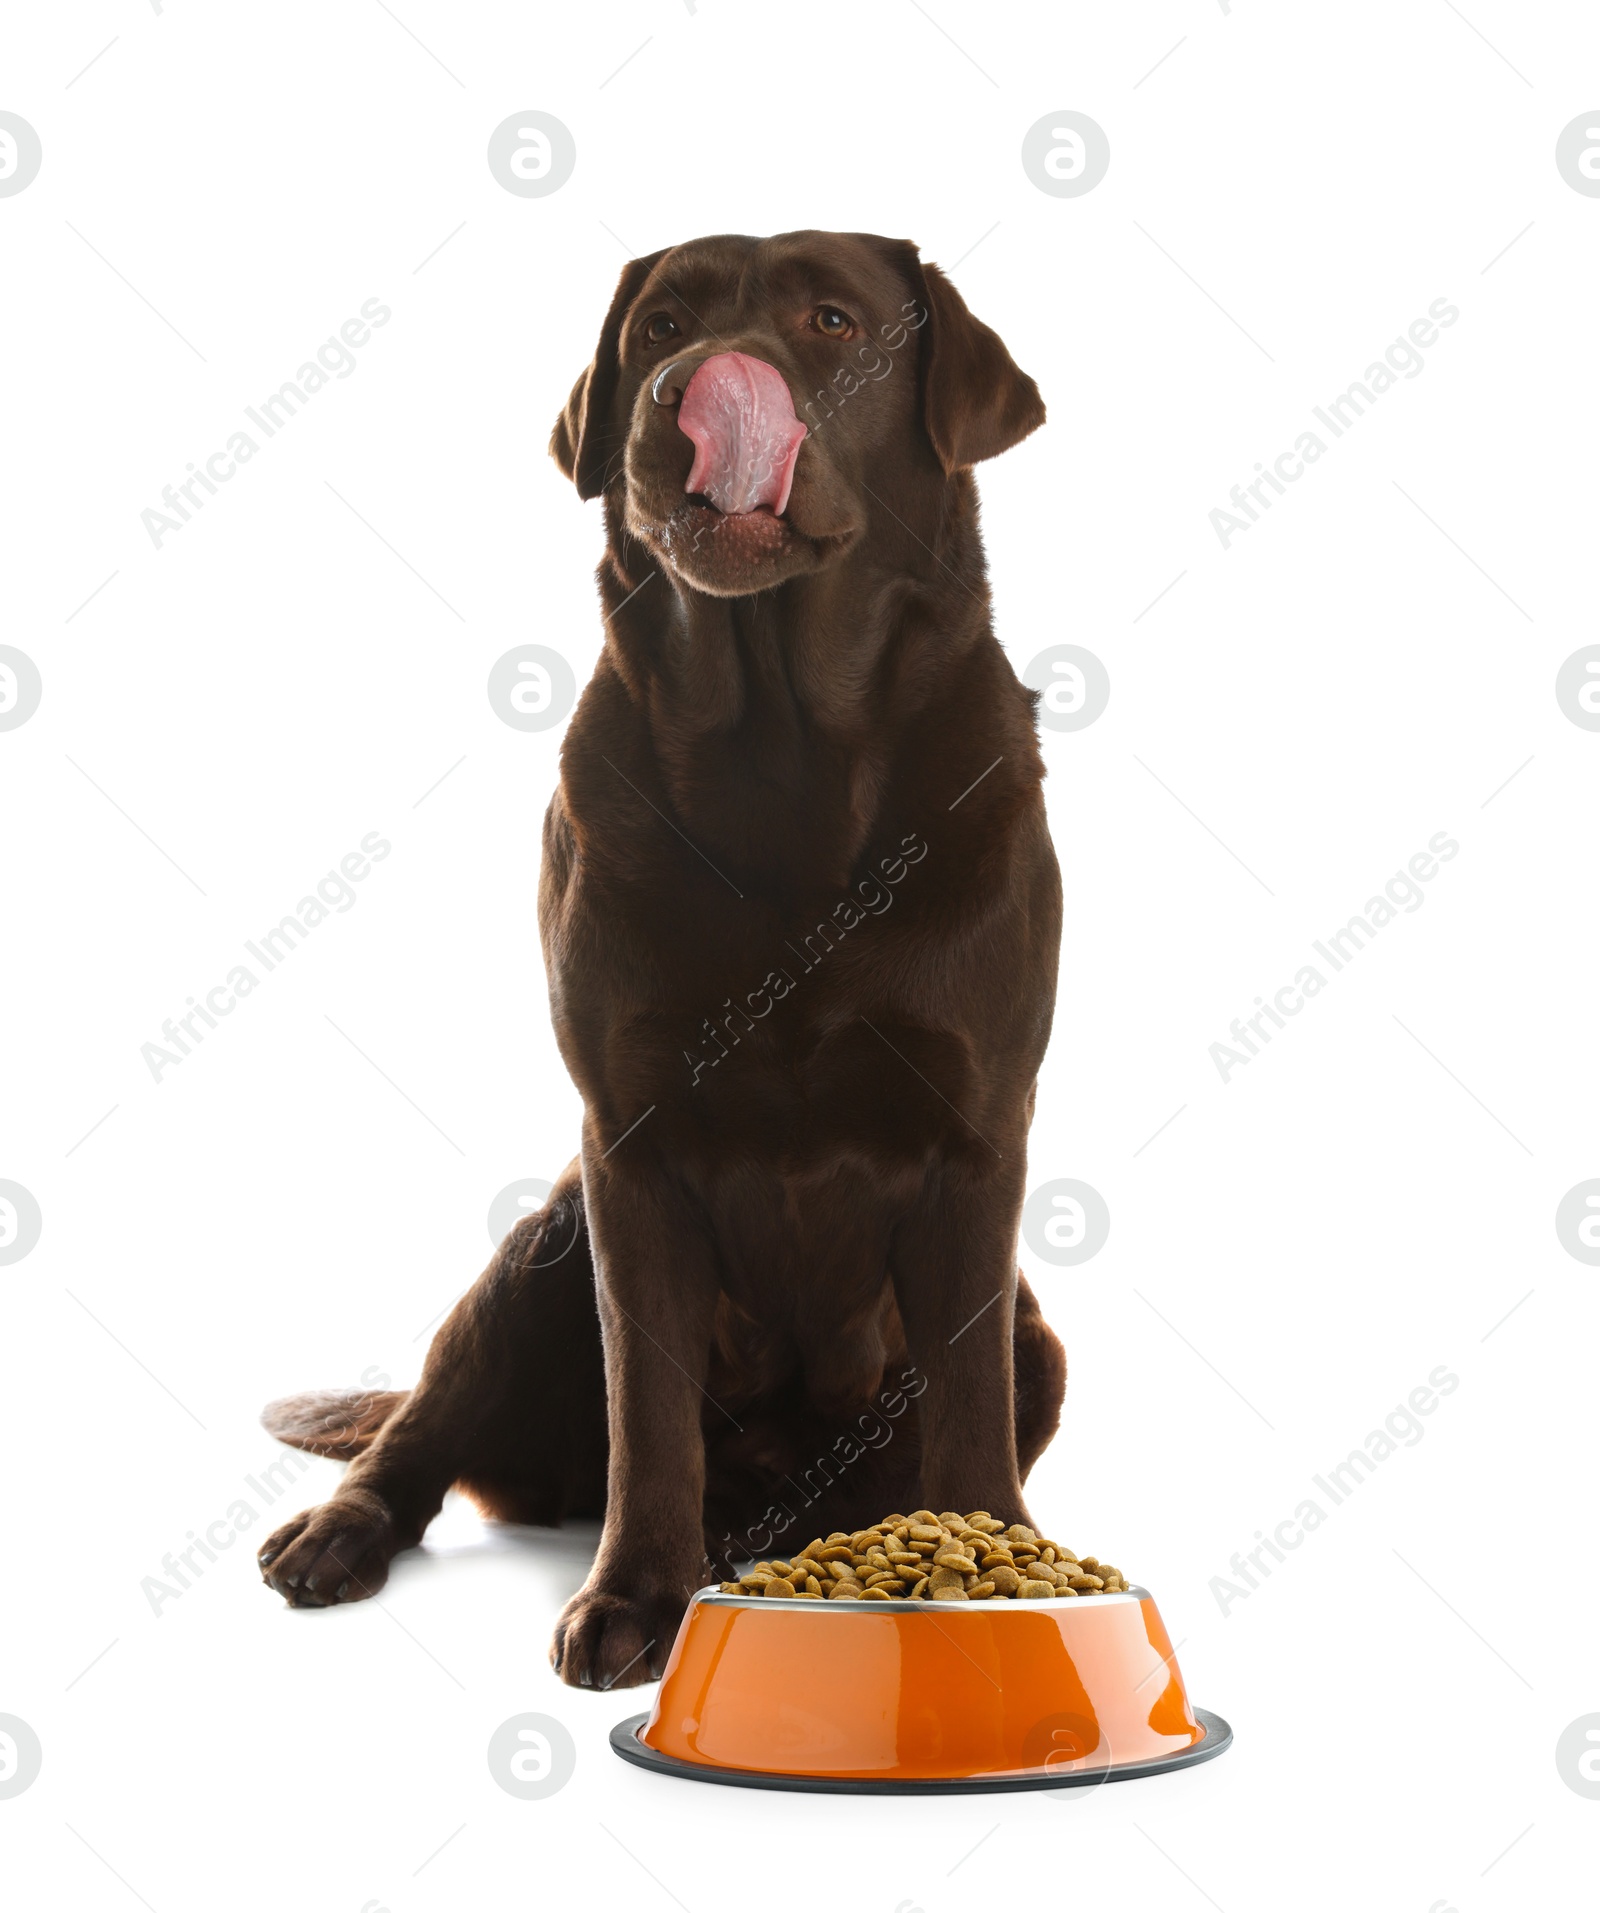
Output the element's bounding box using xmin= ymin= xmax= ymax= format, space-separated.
xmin=652 ymin=357 xmax=696 ymax=407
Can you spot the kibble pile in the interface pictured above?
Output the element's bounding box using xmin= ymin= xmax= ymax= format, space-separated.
xmin=720 ymin=1510 xmax=1128 ymax=1602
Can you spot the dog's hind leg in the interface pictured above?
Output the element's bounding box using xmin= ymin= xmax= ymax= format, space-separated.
xmin=257 ymin=1161 xmax=606 ymax=1608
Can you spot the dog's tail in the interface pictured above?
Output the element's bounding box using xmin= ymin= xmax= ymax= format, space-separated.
xmin=260 ymin=1386 xmax=408 ymax=1460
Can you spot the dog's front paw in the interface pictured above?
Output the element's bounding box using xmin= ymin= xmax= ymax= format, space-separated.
xmin=550 ymin=1585 xmax=688 ymax=1689
xmin=257 ymin=1490 xmax=398 ymax=1608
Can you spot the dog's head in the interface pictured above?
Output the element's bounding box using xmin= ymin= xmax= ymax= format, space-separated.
xmin=550 ymin=230 xmax=1045 ymax=598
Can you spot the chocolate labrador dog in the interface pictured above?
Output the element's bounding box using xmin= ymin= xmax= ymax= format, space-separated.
xmin=257 ymin=230 xmax=1066 ymax=1689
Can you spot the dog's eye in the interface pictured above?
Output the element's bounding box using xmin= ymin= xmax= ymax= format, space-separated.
xmin=643 ymin=313 xmax=679 ymax=345
xmin=810 ymin=305 xmax=856 ymax=339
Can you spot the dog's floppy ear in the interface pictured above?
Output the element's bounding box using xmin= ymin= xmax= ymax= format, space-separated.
xmin=891 ymin=245 xmax=1046 ymax=473
xmin=549 ymin=249 xmax=667 ymax=499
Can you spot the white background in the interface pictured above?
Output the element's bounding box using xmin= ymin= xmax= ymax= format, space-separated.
xmin=2 ymin=2 xmax=1596 ymax=1907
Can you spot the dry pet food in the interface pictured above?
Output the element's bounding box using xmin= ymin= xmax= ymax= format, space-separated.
xmin=719 ymin=1511 xmax=1130 ymax=1602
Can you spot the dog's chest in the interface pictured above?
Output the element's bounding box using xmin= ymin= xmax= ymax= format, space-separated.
xmin=608 ymin=980 xmax=978 ymax=1176
xmin=550 ymin=777 xmax=1004 ymax=1167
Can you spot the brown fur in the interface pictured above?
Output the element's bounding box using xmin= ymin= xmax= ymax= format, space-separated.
xmin=258 ymin=231 xmax=1066 ymax=1687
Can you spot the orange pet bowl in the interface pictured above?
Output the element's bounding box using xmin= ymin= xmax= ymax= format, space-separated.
xmin=610 ymin=1585 xmax=1231 ymax=1793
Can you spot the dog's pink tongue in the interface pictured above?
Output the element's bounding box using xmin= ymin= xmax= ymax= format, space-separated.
xmin=678 ymin=352 xmax=807 ymax=516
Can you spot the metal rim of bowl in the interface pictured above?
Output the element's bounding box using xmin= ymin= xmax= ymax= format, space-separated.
xmin=694 ymin=1581 xmax=1152 ymax=1612
xmin=608 ymin=1705 xmax=1233 ymax=1794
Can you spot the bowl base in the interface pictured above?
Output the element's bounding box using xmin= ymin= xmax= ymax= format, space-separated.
xmin=609 ymin=1706 xmax=1232 ymax=1794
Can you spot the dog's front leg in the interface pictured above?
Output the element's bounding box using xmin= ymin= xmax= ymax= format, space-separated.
xmin=550 ymin=1143 xmax=721 ymax=1689
xmin=890 ymin=1156 xmax=1034 ymax=1526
